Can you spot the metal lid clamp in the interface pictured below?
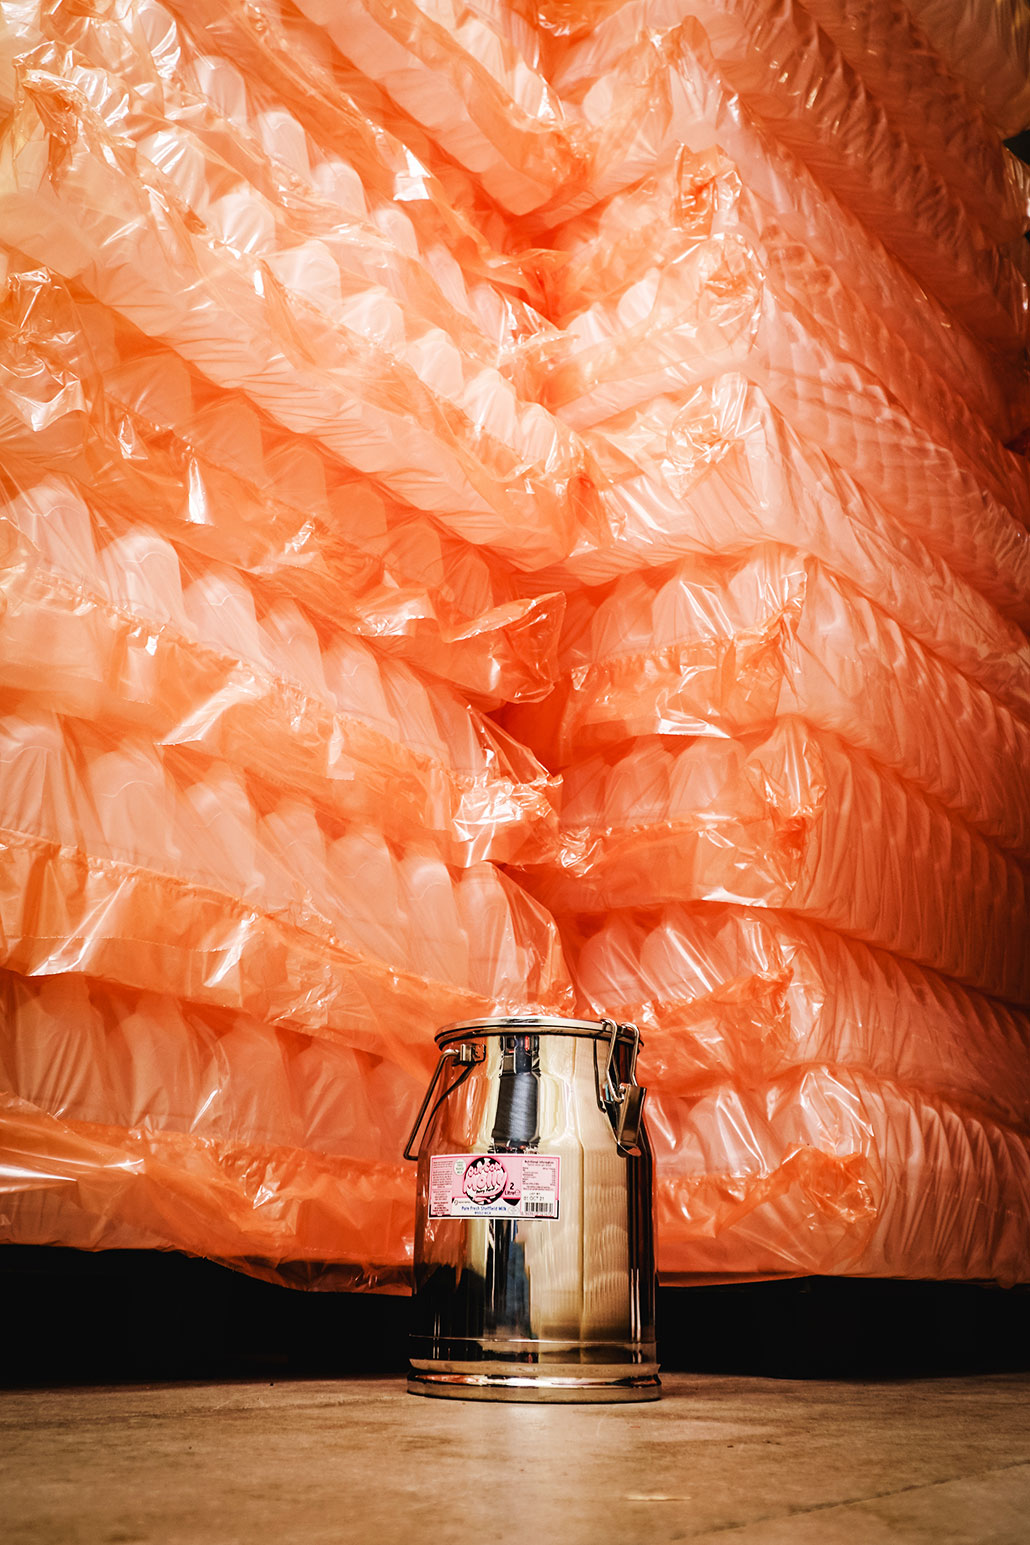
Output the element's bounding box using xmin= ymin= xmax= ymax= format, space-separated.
xmin=600 ymin=1017 xmax=646 ymax=1155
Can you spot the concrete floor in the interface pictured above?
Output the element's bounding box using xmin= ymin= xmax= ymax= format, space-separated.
xmin=4 ymin=1374 xmax=1030 ymax=1545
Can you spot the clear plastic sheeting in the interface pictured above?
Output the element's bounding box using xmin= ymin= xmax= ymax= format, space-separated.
xmin=552 ymin=1 xmax=1030 ymax=348
xmin=795 ymin=0 xmax=1030 ymax=234
xmin=0 ymin=53 xmax=585 ymax=569
xmin=523 ymin=722 xmax=1030 ymax=1002
xmin=0 ymin=701 xmax=572 ymax=1063
xmin=0 ymin=0 xmax=1028 ymax=1289
xmin=568 ymin=904 xmax=1030 ymax=1129
xmin=503 ymin=545 xmax=1030 ymax=861
xmin=0 ymin=473 xmax=560 ymax=865
xmin=542 ymin=135 xmax=1024 ymax=444
xmin=0 ymin=967 xmax=417 ymax=1287
xmin=0 ymin=260 xmax=567 ymax=706
xmin=651 ymin=1073 xmax=1030 ymax=1285
xmin=290 ymin=0 xmax=586 ymax=215
xmin=901 ymin=0 xmax=1030 ymax=136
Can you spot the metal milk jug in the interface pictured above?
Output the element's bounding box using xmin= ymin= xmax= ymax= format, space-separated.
xmin=403 ymin=1015 xmax=660 ymax=1402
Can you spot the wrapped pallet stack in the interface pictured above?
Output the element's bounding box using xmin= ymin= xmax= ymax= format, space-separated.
xmin=0 ymin=0 xmax=576 ymax=1287
xmin=0 ymin=0 xmax=1027 ymax=1291
xmin=506 ymin=0 xmax=1030 ymax=1282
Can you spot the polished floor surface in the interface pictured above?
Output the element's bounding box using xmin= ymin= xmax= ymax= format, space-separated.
xmin=4 ymin=1372 xmax=1030 ymax=1544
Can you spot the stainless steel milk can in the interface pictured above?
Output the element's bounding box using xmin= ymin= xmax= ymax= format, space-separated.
xmin=404 ymin=1015 xmax=660 ymax=1402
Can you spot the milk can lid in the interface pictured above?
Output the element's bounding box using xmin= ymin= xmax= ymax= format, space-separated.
xmin=436 ymin=1013 xmax=641 ymax=1047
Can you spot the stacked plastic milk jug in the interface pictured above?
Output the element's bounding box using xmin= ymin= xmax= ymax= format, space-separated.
xmin=0 ymin=0 xmax=579 ymax=1286
xmin=0 ymin=0 xmax=1028 ymax=1288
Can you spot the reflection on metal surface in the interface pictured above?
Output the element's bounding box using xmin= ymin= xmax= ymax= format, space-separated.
xmin=405 ymin=1016 xmax=660 ymax=1402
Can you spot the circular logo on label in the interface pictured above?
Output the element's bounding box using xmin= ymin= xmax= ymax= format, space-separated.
xmin=462 ymin=1156 xmax=508 ymax=1204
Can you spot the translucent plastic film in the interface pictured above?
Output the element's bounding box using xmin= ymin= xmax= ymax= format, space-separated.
xmin=525 ymin=722 xmax=1030 ymax=1002
xmin=0 ymin=700 xmax=573 ymax=1065
xmin=0 ymin=260 xmax=566 ymax=706
xmin=651 ymin=1071 xmax=1030 ymax=1285
xmin=289 ymin=0 xmax=586 ymax=215
xmin=504 ymin=545 xmax=1030 ymax=861
xmin=0 ymin=471 xmax=560 ymax=865
xmin=0 ymin=0 xmax=1028 ymax=1292
xmin=0 ymin=967 xmax=419 ymax=1286
xmin=568 ymin=903 xmax=1030 ymax=1130
xmin=902 ymin=0 xmax=1030 ymax=135
xmin=537 ymin=234 xmax=1030 ymax=587
xmin=553 ymin=3 xmax=1030 ymax=350
xmin=536 ymin=379 xmax=1030 ymax=719
xmin=0 ymin=53 xmax=585 ymax=569
xmin=796 ymin=0 xmax=1030 ymax=235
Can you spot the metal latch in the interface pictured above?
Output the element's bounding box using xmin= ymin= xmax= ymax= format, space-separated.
xmin=600 ymin=1018 xmax=647 ymax=1156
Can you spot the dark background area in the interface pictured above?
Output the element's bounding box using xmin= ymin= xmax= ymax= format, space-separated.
xmin=2 ymin=1246 xmax=1028 ymax=1386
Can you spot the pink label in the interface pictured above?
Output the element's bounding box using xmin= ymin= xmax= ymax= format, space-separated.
xmin=428 ymin=1154 xmax=561 ymax=1220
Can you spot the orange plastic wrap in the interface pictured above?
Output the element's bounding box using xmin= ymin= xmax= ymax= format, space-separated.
xmin=651 ymin=1073 xmax=1030 ymax=1285
xmin=289 ymin=0 xmax=585 ymax=215
xmin=901 ymin=0 xmax=1030 ymax=135
xmin=0 ymin=51 xmax=587 ymax=569
xmin=796 ymin=0 xmax=1030 ymax=236
xmin=0 ymin=700 xmax=573 ymax=1065
xmin=542 ymin=18 xmax=1029 ymax=426
xmin=587 ymin=379 xmax=1030 ymax=638
xmin=553 ymin=5 xmax=1030 ymax=351
xmin=0 ymin=0 xmax=1027 ymax=1290
xmin=0 ymin=472 xmax=560 ymax=865
xmin=561 ymin=378 xmax=1030 ymax=681
xmin=568 ymin=904 xmax=1030 ymax=1128
xmin=0 ymin=968 xmax=417 ymax=1286
xmin=537 ymin=233 xmax=1030 ymax=573
xmin=0 ymin=263 xmax=566 ymax=706
xmin=545 ymin=160 xmax=1025 ymax=453
xmin=2 ymin=0 xmax=549 ymax=345
xmin=3 ymin=952 xmax=1028 ymax=1287
xmin=524 ymin=723 xmax=1030 ymax=1002
xmin=504 ymin=545 xmax=1030 ymax=861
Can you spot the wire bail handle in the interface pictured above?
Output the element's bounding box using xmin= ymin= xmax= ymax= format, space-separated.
xmin=403 ymin=1041 xmax=484 ymax=1162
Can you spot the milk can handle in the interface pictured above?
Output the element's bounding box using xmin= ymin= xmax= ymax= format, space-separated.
xmin=403 ymin=1043 xmax=484 ymax=1161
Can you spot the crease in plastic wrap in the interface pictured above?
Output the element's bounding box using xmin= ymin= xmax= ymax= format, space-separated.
xmin=0 ymin=0 xmax=1028 ymax=1290
xmin=0 ymin=264 xmax=567 ymax=706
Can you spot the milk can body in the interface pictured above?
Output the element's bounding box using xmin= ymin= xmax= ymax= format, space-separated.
xmin=405 ymin=1015 xmax=660 ymax=1402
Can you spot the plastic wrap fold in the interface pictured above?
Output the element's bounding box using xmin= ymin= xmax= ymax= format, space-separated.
xmin=652 ymin=1072 xmax=1030 ymax=1286
xmin=290 ymin=0 xmax=586 ymax=215
xmin=568 ymin=903 xmax=1030 ymax=1131
xmin=0 ymin=967 xmax=418 ymax=1286
xmin=538 ymin=233 xmax=1030 ymax=584
xmin=901 ymin=0 xmax=1030 ymax=135
xmin=554 ymin=3 xmax=1030 ymax=350
xmin=0 ymin=473 xmax=560 ymax=865
xmin=796 ymin=0 xmax=1030 ymax=234
xmin=524 ymin=722 xmax=1030 ymax=1002
xmin=6 ymin=940 xmax=1028 ymax=1287
xmin=566 ymin=379 xmax=1030 ymax=700
xmin=0 ymin=51 xmax=586 ymax=569
xmin=0 ymin=261 xmax=566 ymax=705
xmin=0 ymin=700 xmax=573 ymax=1066
xmin=546 ymin=26 xmax=1023 ymax=436
xmin=504 ymin=544 xmax=1030 ymax=862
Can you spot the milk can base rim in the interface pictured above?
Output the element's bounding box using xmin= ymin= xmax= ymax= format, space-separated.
xmin=407 ymin=1368 xmax=662 ymax=1403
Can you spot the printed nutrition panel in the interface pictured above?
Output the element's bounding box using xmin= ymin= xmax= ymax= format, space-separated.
xmin=428 ymin=1154 xmax=561 ymax=1220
